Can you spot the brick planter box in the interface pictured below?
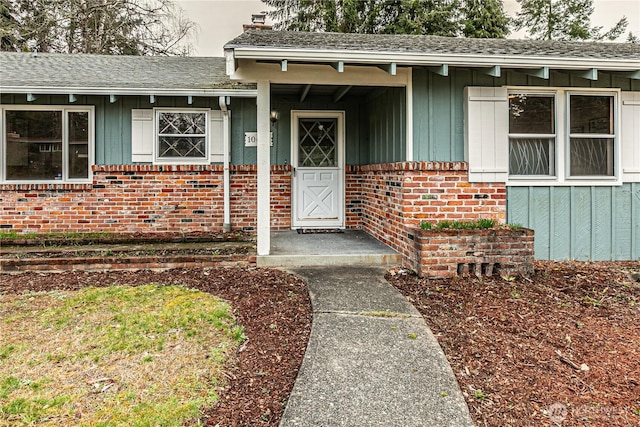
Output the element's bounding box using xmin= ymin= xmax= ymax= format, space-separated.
xmin=410 ymin=227 xmax=534 ymax=279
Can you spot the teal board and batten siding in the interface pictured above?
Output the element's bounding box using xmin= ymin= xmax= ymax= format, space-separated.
xmin=365 ymin=87 xmax=406 ymax=165
xmin=2 ymin=87 xmax=406 ymax=167
xmin=237 ymin=87 xmax=405 ymax=166
xmin=507 ymin=185 xmax=640 ymax=261
xmin=411 ymin=69 xmax=640 ymax=261
xmin=411 ymin=68 xmax=640 ymax=162
xmin=228 ymin=97 xmax=258 ymax=165
xmin=0 ymin=94 xmax=223 ymax=165
xmin=230 ymin=96 xmax=364 ymax=165
xmin=237 ymin=95 xmax=367 ymax=165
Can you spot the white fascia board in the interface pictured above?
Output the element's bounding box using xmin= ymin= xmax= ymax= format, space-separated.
xmin=231 ymin=47 xmax=640 ymax=72
xmin=231 ymin=60 xmax=410 ymax=86
xmin=0 ymin=86 xmax=258 ymax=98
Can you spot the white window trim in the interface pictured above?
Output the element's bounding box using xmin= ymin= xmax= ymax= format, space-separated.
xmin=507 ymin=90 xmax=557 ymax=179
xmin=506 ymin=87 xmax=621 ymax=187
xmin=153 ymin=108 xmax=210 ymax=165
xmin=564 ymin=90 xmax=618 ymax=181
xmin=0 ymin=105 xmax=95 ymax=184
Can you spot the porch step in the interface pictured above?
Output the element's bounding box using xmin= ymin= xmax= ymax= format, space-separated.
xmin=256 ymin=230 xmax=402 ymax=268
xmin=0 ymin=241 xmax=256 ymax=274
xmin=1 ymin=254 xmax=255 ymax=274
xmin=262 ymin=230 xmax=403 ymax=268
xmin=257 ymin=253 xmax=402 ymax=268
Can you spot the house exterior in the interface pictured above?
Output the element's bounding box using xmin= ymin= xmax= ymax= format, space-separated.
xmin=1 ymin=31 xmax=639 ymax=263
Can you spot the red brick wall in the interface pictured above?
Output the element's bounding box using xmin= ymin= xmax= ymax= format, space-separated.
xmin=1 ymin=162 xmax=508 ymax=269
xmin=2 ymin=161 xmax=529 ymax=276
xmin=411 ymin=228 xmax=535 ymax=279
xmin=0 ymin=165 xmax=292 ymax=234
xmin=348 ymin=162 xmax=506 ymax=263
xmin=345 ymin=170 xmax=364 ymax=229
xmin=229 ymin=165 xmax=291 ymax=231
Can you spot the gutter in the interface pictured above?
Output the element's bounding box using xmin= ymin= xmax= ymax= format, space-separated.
xmin=0 ymin=86 xmax=258 ymax=98
xmin=219 ymin=96 xmax=232 ymax=232
xmin=229 ymin=48 xmax=640 ymax=72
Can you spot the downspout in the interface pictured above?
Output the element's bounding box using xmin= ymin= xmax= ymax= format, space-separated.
xmin=219 ymin=96 xmax=231 ymax=232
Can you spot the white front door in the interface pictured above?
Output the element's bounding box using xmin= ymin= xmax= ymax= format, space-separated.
xmin=292 ymin=111 xmax=344 ymax=228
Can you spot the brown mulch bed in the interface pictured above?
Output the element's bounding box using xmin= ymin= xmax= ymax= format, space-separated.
xmin=0 ymin=267 xmax=312 ymax=426
xmin=4 ymin=260 xmax=639 ymax=426
xmin=388 ymin=260 xmax=640 ymax=427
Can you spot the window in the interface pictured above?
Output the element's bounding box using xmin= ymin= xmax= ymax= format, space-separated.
xmin=508 ymin=94 xmax=555 ymax=176
xmin=506 ymin=90 xmax=617 ymax=182
xmin=156 ymin=110 xmax=208 ymax=163
xmin=569 ymin=95 xmax=615 ymax=176
xmin=2 ymin=107 xmax=93 ymax=183
xmin=466 ymin=87 xmax=623 ymax=185
xmin=131 ymin=108 xmax=223 ymax=164
xmin=298 ymin=118 xmax=338 ymax=167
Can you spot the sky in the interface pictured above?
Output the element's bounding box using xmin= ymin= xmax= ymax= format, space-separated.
xmin=176 ymin=0 xmax=640 ymax=56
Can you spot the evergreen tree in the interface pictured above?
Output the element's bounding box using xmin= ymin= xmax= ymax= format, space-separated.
xmin=264 ymin=0 xmax=376 ymax=32
xmin=514 ymin=0 xmax=628 ymax=41
xmin=262 ymin=0 xmax=511 ymax=38
xmin=0 ymin=0 xmax=18 ymax=50
xmin=1 ymin=0 xmax=197 ymax=55
xmin=379 ymin=0 xmax=461 ymax=36
xmin=461 ymin=0 xmax=510 ymax=38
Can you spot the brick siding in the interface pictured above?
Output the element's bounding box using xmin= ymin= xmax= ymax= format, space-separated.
xmin=347 ymin=162 xmax=506 ymax=264
xmin=411 ymin=228 xmax=535 ymax=279
xmin=1 ymin=161 xmax=518 ymax=275
xmin=0 ymin=165 xmax=292 ymax=234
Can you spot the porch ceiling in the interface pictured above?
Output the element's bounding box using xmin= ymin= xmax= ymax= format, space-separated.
xmin=271 ymin=83 xmax=378 ymax=102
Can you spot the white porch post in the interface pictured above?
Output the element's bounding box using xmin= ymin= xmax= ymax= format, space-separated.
xmin=256 ymin=80 xmax=271 ymax=255
xmin=405 ymin=67 xmax=413 ymax=161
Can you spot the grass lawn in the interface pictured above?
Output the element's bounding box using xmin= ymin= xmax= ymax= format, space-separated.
xmin=0 ymin=285 xmax=245 ymax=426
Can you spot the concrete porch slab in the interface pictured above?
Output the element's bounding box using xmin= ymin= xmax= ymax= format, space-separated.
xmin=256 ymin=230 xmax=402 ymax=268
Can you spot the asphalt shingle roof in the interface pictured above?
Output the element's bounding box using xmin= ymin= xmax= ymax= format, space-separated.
xmin=2 ymin=32 xmax=637 ymax=92
xmin=225 ymin=30 xmax=640 ymax=62
xmin=0 ymin=52 xmax=255 ymax=91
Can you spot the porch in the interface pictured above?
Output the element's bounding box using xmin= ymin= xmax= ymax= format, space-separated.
xmin=256 ymin=230 xmax=402 ymax=267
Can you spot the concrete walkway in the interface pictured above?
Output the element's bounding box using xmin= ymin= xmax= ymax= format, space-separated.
xmin=280 ymin=266 xmax=473 ymax=427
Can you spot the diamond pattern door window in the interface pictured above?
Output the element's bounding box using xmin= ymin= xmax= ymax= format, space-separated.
xmin=157 ymin=111 xmax=207 ymax=159
xmin=298 ymin=119 xmax=337 ymax=167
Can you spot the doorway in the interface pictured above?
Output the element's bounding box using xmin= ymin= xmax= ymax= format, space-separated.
xmin=291 ymin=110 xmax=345 ymax=229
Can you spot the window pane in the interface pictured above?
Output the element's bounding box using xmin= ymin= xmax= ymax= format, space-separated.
xmin=509 ymin=94 xmax=554 ymax=134
xmin=6 ymin=111 xmax=63 ymax=180
xmin=68 ymin=112 xmax=89 ymax=179
xmin=509 ymin=138 xmax=554 ymax=176
xmin=158 ymin=112 xmax=206 ymax=135
xmin=158 ymin=136 xmax=206 ymax=158
xmin=298 ymin=119 xmax=337 ymax=167
xmin=570 ymin=138 xmax=614 ymax=176
xmin=570 ymin=95 xmax=613 ymax=134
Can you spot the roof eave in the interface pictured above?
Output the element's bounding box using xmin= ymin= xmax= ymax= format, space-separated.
xmin=0 ymin=86 xmax=258 ymax=97
xmin=230 ymin=47 xmax=640 ymax=72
